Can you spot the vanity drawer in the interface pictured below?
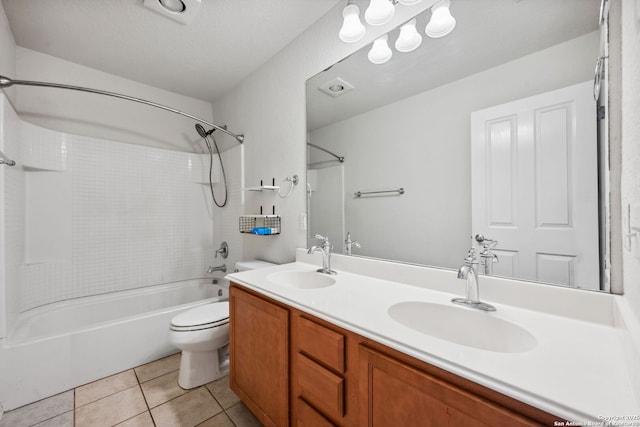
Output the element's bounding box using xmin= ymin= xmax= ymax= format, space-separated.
xmin=297 ymin=353 xmax=345 ymax=420
xmin=298 ymin=316 xmax=345 ymax=373
xmin=296 ymin=398 xmax=336 ymax=427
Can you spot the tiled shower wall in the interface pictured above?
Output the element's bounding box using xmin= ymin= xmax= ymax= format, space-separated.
xmin=0 ymin=94 xmax=23 ymax=338
xmin=3 ymin=97 xmax=217 ymax=314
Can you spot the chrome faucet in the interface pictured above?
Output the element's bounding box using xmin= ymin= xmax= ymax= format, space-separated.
xmin=208 ymin=264 xmax=227 ymax=274
xmin=475 ymin=234 xmax=499 ymax=275
xmin=308 ymin=234 xmax=337 ymax=275
xmin=451 ymin=249 xmax=496 ymax=311
xmin=344 ymin=232 xmax=361 ymax=256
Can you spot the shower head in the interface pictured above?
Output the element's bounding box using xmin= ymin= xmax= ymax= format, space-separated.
xmin=195 ymin=123 xmax=215 ymax=138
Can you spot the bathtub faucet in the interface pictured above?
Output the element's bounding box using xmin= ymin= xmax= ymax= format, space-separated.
xmin=208 ymin=264 xmax=227 ymax=274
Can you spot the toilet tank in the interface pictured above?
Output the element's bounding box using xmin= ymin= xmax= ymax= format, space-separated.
xmin=234 ymin=260 xmax=277 ymax=272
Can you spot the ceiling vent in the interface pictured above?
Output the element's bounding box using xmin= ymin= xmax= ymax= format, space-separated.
xmin=143 ymin=0 xmax=202 ymax=24
xmin=318 ymin=78 xmax=354 ymax=98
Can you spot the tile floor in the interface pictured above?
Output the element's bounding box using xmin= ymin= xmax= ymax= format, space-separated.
xmin=0 ymin=353 xmax=263 ymax=427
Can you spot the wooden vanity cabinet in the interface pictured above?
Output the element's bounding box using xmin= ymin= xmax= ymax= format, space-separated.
xmin=230 ymin=283 xmax=561 ymax=427
xmin=358 ymin=345 xmax=548 ymax=427
xmin=229 ymin=284 xmax=290 ymax=427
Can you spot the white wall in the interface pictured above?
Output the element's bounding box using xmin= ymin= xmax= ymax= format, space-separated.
xmin=211 ymin=0 xmax=436 ymax=265
xmin=620 ymin=0 xmax=640 ymax=325
xmin=15 ymin=47 xmax=213 ymax=153
xmin=309 ymin=33 xmax=598 ymax=268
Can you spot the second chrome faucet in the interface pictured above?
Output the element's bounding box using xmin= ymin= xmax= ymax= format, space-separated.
xmin=308 ymin=234 xmax=337 ymax=275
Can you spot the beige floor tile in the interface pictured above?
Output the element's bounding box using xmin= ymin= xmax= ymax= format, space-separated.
xmin=226 ymin=402 xmax=263 ymax=427
xmin=140 ymin=370 xmax=188 ymax=408
xmin=150 ymin=387 xmax=222 ymax=427
xmin=197 ymin=412 xmax=235 ymax=427
xmin=115 ymin=411 xmax=155 ymax=427
xmin=74 ymin=386 xmax=147 ymax=427
xmin=0 ymin=391 xmax=74 ymax=427
xmin=135 ymin=353 xmax=181 ymax=383
xmin=205 ymin=376 xmax=239 ymax=409
xmin=32 ymin=411 xmax=73 ymax=427
xmin=75 ymin=369 xmax=138 ymax=408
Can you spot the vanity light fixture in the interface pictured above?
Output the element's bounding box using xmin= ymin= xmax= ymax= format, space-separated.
xmin=368 ymin=34 xmax=393 ymax=64
xmin=394 ymin=18 xmax=422 ymax=52
xmin=364 ymin=0 xmax=396 ymax=26
xmin=339 ymin=0 xmax=456 ymax=64
xmin=425 ymin=0 xmax=456 ymax=38
xmin=339 ymin=1 xmax=366 ymax=43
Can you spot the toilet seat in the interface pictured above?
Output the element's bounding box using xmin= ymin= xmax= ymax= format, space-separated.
xmin=170 ymin=302 xmax=229 ymax=332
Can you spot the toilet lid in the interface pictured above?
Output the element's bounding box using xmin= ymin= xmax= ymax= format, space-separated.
xmin=171 ymin=302 xmax=229 ymax=328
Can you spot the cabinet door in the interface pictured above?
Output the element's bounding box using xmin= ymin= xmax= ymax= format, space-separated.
xmin=230 ymin=285 xmax=289 ymax=427
xmin=358 ymin=346 xmax=542 ymax=427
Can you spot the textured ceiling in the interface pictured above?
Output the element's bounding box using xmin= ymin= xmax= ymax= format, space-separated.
xmin=2 ymin=0 xmax=341 ymax=103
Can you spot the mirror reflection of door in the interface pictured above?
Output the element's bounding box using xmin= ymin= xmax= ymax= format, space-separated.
xmin=471 ymin=81 xmax=599 ymax=290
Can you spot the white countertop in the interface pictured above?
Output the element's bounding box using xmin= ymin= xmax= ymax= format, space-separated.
xmin=227 ymin=249 xmax=640 ymax=423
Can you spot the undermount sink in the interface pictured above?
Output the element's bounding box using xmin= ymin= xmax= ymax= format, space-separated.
xmin=267 ymin=270 xmax=336 ymax=289
xmin=388 ymin=301 xmax=537 ymax=353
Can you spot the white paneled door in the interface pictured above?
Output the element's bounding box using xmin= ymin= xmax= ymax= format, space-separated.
xmin=471 ymin=81 xmax=599 ymax=290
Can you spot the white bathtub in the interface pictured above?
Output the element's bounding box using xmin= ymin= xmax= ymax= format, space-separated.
xmin=0 ymin=278 xmax=228 ymax=411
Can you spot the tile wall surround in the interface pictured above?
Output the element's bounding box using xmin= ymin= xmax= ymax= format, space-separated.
xmin=0 ymin=93 xmax=23 ymax=339
xmin=2 ymin=99 xmax=220 ymax=314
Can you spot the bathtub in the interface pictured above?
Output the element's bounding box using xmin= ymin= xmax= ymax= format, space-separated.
xmin=0 ymin=278 xmax=228 ymax=411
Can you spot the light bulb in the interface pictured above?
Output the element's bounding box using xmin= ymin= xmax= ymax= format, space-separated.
xmin=368 ymin=34 xmax=392 ymax=64
xmin=339 ymin=4 xmax=366 ymax=43
xmin=395 ymin=19 xmax=422 ymax=52
xmin=398 ymin=0 xmax=423 ymax=5
xmin=426 ymin=0 xmax=456 ymax=38
xmin=365 ymin=0 xmax=395 ymax=26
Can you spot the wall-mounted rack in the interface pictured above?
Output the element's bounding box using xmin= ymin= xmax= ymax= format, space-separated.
xmin=243 ymin=185 xmax=279 ymax=192
xmin=239 ymin=215 xmax=281 ymax=235
xmin=243 ymin=178 xmax=279 ymax=192
xmin=354 ymin=188 xmax=405 ymax=198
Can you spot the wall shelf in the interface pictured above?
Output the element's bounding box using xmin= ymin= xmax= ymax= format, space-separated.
xmin=243 ymin=186 xmax=279 ymax=192
xmin=239 ymin=215 xmax=281 ymax=235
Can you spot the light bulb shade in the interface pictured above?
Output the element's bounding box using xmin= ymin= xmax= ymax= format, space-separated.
xmin=368 ymin=34 xmax=393 ymax=64
xmin=395 ymin=19 xmax=422 ymax=52
xmin=365 ymin=0 xmax=395 ymax=26
xmin=426 ymin=0 xmax=456 ymax=38
xmin=339 ymin=4 xmax=366 ymax=43
xmin=398 ymin=0 xmax=423 ymax=5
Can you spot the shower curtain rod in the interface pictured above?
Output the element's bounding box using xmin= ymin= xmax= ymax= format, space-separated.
xmin=0 ymin=75 xmax=244 ymax=144
xmin=307 ymin=142 xmax=344 ymax=163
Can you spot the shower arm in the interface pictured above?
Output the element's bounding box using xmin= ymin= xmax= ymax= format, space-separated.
xmin=0 ymin=75 xmax=244 ymax=144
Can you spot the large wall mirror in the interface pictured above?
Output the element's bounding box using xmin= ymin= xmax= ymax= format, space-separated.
xmin=306 ymin=0 xmax=610 ymax=292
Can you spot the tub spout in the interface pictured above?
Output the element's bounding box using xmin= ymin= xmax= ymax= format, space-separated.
xmin=208 ymin=264 xmax=227 ymax=274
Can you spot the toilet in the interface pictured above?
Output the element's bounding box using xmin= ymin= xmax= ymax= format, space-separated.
xmin=169 ymin=259 xmax=276 ymax=389
xmin=169 ymin=302 xmax=230 ymax=389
